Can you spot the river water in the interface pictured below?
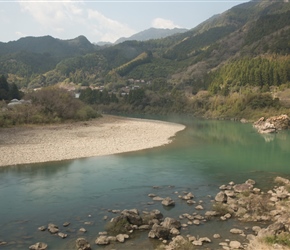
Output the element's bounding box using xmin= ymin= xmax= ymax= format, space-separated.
xmin=1 ymin=116 xmax=290 ymax=249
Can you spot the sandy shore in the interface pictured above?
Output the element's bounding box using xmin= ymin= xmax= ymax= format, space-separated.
xmin=0 ymin=115 xmax=185 ymax=167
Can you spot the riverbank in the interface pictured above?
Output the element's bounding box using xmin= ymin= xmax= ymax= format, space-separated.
xmin=0 ymin=115 xmax=185 ymax=167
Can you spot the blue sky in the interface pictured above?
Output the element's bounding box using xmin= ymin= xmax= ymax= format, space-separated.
xmin=1 ymin=0 xmax=247 ymax=43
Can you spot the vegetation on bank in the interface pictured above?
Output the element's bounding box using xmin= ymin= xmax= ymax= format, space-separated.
xmin=0 ymin=76 xmax=99 ymax=127
xmin=1 ymin=1 xmax=290 ymax=124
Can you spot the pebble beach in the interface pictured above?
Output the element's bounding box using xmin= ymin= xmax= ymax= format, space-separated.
xmin=0 ymin=115 xmax=185 ymax=167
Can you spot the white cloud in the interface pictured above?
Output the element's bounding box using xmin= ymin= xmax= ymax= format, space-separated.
xmin=152 ymin=18 xmax=180 ymax=29
xmin=87 ymin=9 xmax=135 ymax=42
xmin=17 ymin=0 xmax=135 ymax=43
xmin=15 ymin=31 xmax=27 ymax=38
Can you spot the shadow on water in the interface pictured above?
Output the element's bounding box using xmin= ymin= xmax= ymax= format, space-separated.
xmin=1 ymin=115 xmax=290 ymax=249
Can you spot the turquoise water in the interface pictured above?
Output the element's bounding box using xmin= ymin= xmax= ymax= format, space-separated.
xmin=1 ymin=116 xmax=290 ymax=249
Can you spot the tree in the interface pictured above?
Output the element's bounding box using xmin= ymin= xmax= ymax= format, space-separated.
xmin=0 ymin=75 xmax=9 ymax=100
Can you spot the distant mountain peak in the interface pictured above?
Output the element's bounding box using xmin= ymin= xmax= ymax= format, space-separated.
xmin=114 ymin=27 xmax=188 ymax=44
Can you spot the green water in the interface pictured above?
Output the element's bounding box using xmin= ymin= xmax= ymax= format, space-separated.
xmin=1 ymin=116 xmax=290 ymax=249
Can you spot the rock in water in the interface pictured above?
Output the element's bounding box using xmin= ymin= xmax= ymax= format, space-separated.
xmin=253 ymin=115 xmax=290 ymax=134
xmin=76 ymin=238 xmax=91 ymax=250
xmin=29 ymin=242 xmax=48 ymax=250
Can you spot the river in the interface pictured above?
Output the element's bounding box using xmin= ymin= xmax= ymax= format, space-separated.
xmin=1 ymin=116 xmax=290 ymax=249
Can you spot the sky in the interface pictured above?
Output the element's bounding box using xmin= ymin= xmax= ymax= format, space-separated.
xmin=0 ymin=0 xmax=248 ymax=44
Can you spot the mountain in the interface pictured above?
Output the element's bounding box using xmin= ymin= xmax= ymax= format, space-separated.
xmin=114 ymin=27 xmax=188 ymax=44
xmin=1 ymin=0 xmax=290 ymax=99
xmin=0 ymin=35 xmax=97 ymax=59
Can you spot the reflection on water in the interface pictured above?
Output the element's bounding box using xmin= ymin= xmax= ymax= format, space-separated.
xmin=1 ymin=116 xmax=290 ymax=249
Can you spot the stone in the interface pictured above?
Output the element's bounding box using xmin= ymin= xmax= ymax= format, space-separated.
xmin=225 ymin=190 xmax=235 ymax=197
xmin=188 ymin=236 xmax=196 ymax=242
xmin=38 ymin=226 xmax=46 ymax=231
xmin=245 ymin=179 xmax=256 ymax=185
xmin=229 ymin=240 xmax=241 ymax=249
xmin=79 ymin=228 xmax=87 ymax=233
xmin=58 ymin=232 xmax=68 ymax=239
xmin=150 ymin=209 xmax=163 ymax=220
xmin=0 ymin=241 xmax=7 ymax=246
xmin=213 ymin=234 xmax=221 ymax=239
xmin=233 ymin=183 xmax=253 ymax=193
xmin=116 ymin=234 xmax=129 ymax=243
xmin=138 ymin=225 xmax=150 ymax=230
xmin=224 ymin=213 xmax=232 ymax=219
xmin=193 ymin=220 xmax=200 ymax=225
xmin=275 ymin=176 xmax=290 ymax=185
xmin=98 ymin=231 xmax=107 ymax=235
xmin=230 ymin=228 xmax=244 ymax=234
xmin=76 ymin=238 xmax=91 ymax=250
xmin=148 ymin=193 xmax=156 ymax=197
xmin=215 ymin=191 xmax=226 ymax=202
xmin=148 ymin=224 xmax=170 ymax=239
xmin=95 ymin=236 xmax=109 ymax=245
xmin=195 ymin=205 xmax=204 ymax=210
xmin=161 ymin=197 xmax=175 ymax=206
xmin=121 ymin=209 xmax=143 ymax=226
xmin=153 ymin=196 xmax=163 ymax=201
xmin=162 ymin=217 xmax=181 ymax=229
xmin=168 ymin=236 xmax=188 ymax=249
xmin=170 ymin=228 xmax=180 ymax=235
xmin=107 ymin=236 xmax=117 ymax=242
xmin=252 ymin=226 xmax=262 ymax=234
xmin=200 ymin=237 xmax=211 ymax=243
xmin=29 ymin=242 xmax=48 ymax=250
xmin=48 ymin=224 xmax=59 ymax=234
xmin=192 ymin=240 xmax=203 ymax=246
xmin=63 ymin=222 xmax=70 ymax=227
xmin=205 ymin=210 xmax=218 ymax=217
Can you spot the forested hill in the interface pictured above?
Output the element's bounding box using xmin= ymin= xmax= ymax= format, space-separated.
xmin=1 ymin=0 xmax=290 ymax=120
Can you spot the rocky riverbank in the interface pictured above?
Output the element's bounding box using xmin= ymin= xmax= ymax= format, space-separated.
xmin=16 ymin=177 xmax=290 ymax=249
xmin=253 ymin=114 xmax=290 ymax=134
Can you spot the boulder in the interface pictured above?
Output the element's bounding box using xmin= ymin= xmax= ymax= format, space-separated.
xmin=233 ymin=183 xmax=253 ymax=193
xmin=116 ymin=234 xmax=129 ymax=243
xmin=229 ymin=240 xmax=241 ymax=249
xmin=162 ymin=217 xmax=181 ymax=229
xmin=76 ymin=238 xmax=91 ymax=250
xmin=63 ymin=222 xmax=70 ymax=227
xmin=215 ymin=191 xmax=226 ymax=202
xmin=205 ymin=210 xmax=218 ymax=217
xmin=121 ymin=209 xmax=143 ymax=226
xmin=79 ymin=228 xmax=87 ymax=233
xmin=48 ymin=223 xmax=59 ymax=234
xmin=230 ymin=228 xmax=244 ymax=234
xmin=170 ymin=228 xmax=180 ymax=235
xmin=148 ymin=224 xmax=170 ymax=239
xmin=149 ymin=209 xmax=164 ymax=220
xmin=161 ymin=197 xmax=175 ymax=206
xmin=38 ymin=226 xmax=46 ymax=231
xmin=253 ymin=115 xmax=290 ymax=134
xmin=29 ymin=242 xmax=48 ymax=250
xmin=95 ymin=236 xmax=109 ymax=245
xmin=195 ymin=205 xmax=204 ymax=210
xmin=58 ymin=232 xmax=68 ymax=239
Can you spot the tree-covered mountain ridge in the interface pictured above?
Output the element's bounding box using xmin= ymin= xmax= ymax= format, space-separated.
xmin=1 ymin=0 xmax=290 ymax=120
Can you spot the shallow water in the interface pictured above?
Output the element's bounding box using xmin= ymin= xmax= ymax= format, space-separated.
xmin=1 ymin=116 xmax=290 ymax=249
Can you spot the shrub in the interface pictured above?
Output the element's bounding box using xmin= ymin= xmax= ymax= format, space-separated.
xmin=265 ymin=232 xmax=290 ymax=247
